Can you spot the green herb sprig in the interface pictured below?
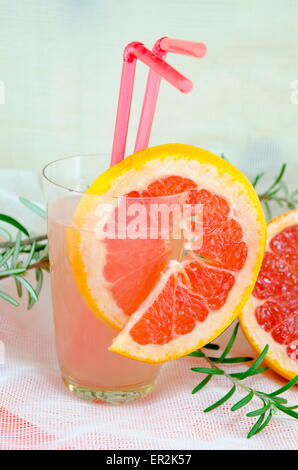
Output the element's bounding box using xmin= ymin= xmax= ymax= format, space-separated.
xmin=189 ymin=323 xmax=298 ymax=438
xmin=0 ymin=199 xmax=49 ymax=309
xmin=221 ymin=154 xmax=297 ymax=220
xmin=253 ymin=163 xmax=298 ymax=220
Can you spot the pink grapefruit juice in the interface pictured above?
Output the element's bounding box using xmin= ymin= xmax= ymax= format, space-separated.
xmin=47 ymin=197 xmax=160 ymax=402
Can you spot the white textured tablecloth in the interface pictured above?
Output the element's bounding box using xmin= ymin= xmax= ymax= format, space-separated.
xmin=0 ymin=171 xmax=297 ymax=450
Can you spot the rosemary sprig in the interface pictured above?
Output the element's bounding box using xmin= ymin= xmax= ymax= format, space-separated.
xmin=0 ymin=198 xmax=49 ymax=309
xmin=222 ymin=156 xmax=297 ymax=220
xmin=189 ymin=323 xmax=298 ymax=438
xmin=254 ymin=163 xmax=298 ymax=220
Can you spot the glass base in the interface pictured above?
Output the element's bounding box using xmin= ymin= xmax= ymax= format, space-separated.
xmin=62 ymin=376 xmax=156 ymax=404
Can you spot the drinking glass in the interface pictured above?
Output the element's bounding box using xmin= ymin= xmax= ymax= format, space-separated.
xmin=43 ymin=154 xmax=185 ymax=404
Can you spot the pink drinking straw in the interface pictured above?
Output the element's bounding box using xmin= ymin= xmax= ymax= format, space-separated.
xmin=134 ymin=38 xmax=207 ymax=153
xmin=110 ymin=42 xmax=193 ymax=167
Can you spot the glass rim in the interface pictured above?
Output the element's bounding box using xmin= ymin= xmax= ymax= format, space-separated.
xmin=42 ymin=153 xmax=105 ymax=194
xmin=42 ymin=154 xmax=195 ymax=200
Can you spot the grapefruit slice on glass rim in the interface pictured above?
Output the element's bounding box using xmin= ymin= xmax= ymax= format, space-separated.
xmin=67 ymin=144 xmax=266 ymax=363
xmin=240 ymin=209 xmax=298 ymax=381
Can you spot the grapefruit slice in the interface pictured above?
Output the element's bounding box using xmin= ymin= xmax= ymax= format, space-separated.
xmin=67 ymin=144 xmax=266 ymax=362
xmin=240 ymin=209 xmax=298 ymax=381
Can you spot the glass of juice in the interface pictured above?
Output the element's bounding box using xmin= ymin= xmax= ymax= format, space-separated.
xmin=43 ymin=155 xmax=185 ymax=404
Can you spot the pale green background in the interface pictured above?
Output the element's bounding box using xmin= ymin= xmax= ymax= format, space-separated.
xmin=0 ymin=0 xmax=297 ymax=186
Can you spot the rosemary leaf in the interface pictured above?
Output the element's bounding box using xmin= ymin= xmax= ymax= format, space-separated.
xmin=247 ymin=413 xmax=266 ymax=439
xmin=15 ymin=278 xmax=22 ymax=298
xmin=0 ymin=267 xmax=26 ymax=277
xmin=28 ymin=268 xmax=43 ymax=310
xmin=204 ymin=385 xmax=236 ymax=412
xmin=248 ymin=411 xmax=273 ymax=438
xmin=0 ymin=214 xmax=29 ymax=237
xmin=268 ymin=163 xmax=287 ymax=192
xmin=19 ymin=197 xmax=46 ymax=219
xmin=213 ymin=356 xmax=253 ymax=364
xmin=272 ymin=396 xmax=288 ymax=404
xmin=191 ymin=367 xmax=224 ymax=375
xmin=203 ymin=343 xmax=220 ymax=350
xmin=230 ymin=366 xmax=269 ymax=379
xmin=192 ymin=375 xmax=212 ymax=394
xmin=238 ymin=345 xmax=269 ymax=379
xmin=252 ymin=172 xmax=264 ymax=188
xmin=217 ymin=323 xmax=239 ymax=362
xmin=246 ymin=401 xmax=272 ymax=417
xmin=0 ymin=246 xmax=15 ymax=267
xmin=188 ymin=350 xmax=205 ymax=357
xmin=231 ymin=390 xmax=254 ymax=411
xmin=268 ymin=375 xmax=298 ymax=396
xmin=11 ymin=231 xmax=21 ymax=268
xmin=274 ymin=403 xmax=298 ymax=419
xmin=13 ymin=275 xmax=38 ymax=301
xmin=24 ymin=241 xmax=36 ymax=268
xmin=0 ymin=290 xmax=19 ymax=306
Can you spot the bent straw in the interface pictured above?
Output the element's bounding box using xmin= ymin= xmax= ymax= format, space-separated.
xmin=134 ymin=38 xmax=207 ymax=153
xmin=110 ymin=42 xmax=193 ymax=167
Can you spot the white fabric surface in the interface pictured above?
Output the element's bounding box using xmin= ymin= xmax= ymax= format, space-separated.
xmin=0 ymin=171 xmax=297 ymax=450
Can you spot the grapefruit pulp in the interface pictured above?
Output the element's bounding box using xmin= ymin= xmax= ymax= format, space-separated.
xmin=67 ymin=144 xmax=266 ymax=362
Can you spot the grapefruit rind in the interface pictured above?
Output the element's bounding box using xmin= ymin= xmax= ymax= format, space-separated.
xmin=67 ymin=144 xmax=266 ymax=340
xmin=240 ymin=209 xmax=298 ymax=381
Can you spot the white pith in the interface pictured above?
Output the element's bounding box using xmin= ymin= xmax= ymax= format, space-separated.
xmin=241 ymin=209 xmax=298 ymax=375
xmin=79 ymin=156 xmax=264 ymax=342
